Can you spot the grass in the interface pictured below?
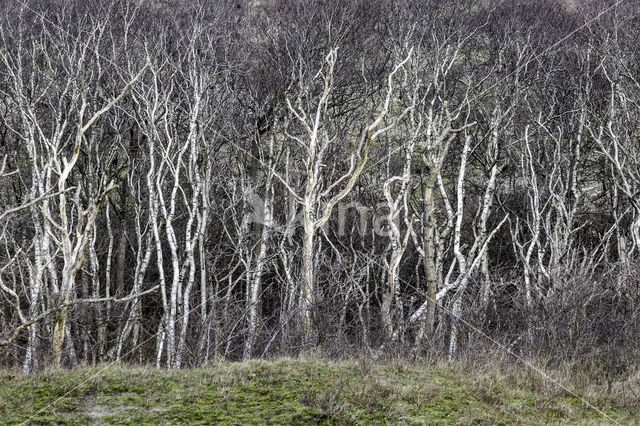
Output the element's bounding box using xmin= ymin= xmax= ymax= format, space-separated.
xmin=0 ymin=357 xmax=638 ymax=424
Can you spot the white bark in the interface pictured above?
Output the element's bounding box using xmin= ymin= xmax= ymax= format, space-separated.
xmin=277 ymin=48 xmax=413 ymax=345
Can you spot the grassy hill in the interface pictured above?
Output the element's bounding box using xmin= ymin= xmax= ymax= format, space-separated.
xmin=0 ymin=357 xmax=637 ymax=424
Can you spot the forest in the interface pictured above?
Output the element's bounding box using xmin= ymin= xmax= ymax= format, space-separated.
xmin=0 ymin=0 xmax=638 ymax=379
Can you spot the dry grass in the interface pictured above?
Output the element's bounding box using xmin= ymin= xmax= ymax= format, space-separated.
xmin=0 ymin=356 xmax=637 ymax=424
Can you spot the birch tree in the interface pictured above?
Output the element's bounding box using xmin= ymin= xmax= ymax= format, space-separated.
xmin=0 ymin=9 xmax=148 ymax=368
xmin=276 ymin=47 xmax=413 ymax=345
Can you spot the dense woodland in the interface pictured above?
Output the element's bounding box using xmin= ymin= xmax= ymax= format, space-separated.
xmin=0 ymin=0 xmax=639 ymax=374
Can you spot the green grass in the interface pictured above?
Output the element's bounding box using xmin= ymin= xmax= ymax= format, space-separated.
xmin=0 ymin=357 xmax=637 ymax=424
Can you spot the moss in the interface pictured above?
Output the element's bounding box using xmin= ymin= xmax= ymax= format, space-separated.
xmin=0 ymin=359 xmax=634 ymax=424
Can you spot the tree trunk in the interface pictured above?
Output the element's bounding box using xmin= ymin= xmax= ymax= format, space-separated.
xmin=422 ymin=179 xmax=438 ymax=339
xmin=300 ymin=223 xmax=316 ymax=347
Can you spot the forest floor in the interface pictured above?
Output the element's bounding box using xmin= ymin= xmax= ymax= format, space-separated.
xmin=1 ymin=357 xmax=638 ymax=424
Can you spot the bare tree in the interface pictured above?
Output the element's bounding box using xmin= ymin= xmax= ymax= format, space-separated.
xmin=274 ymin=47 xmax=413 ymax=345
